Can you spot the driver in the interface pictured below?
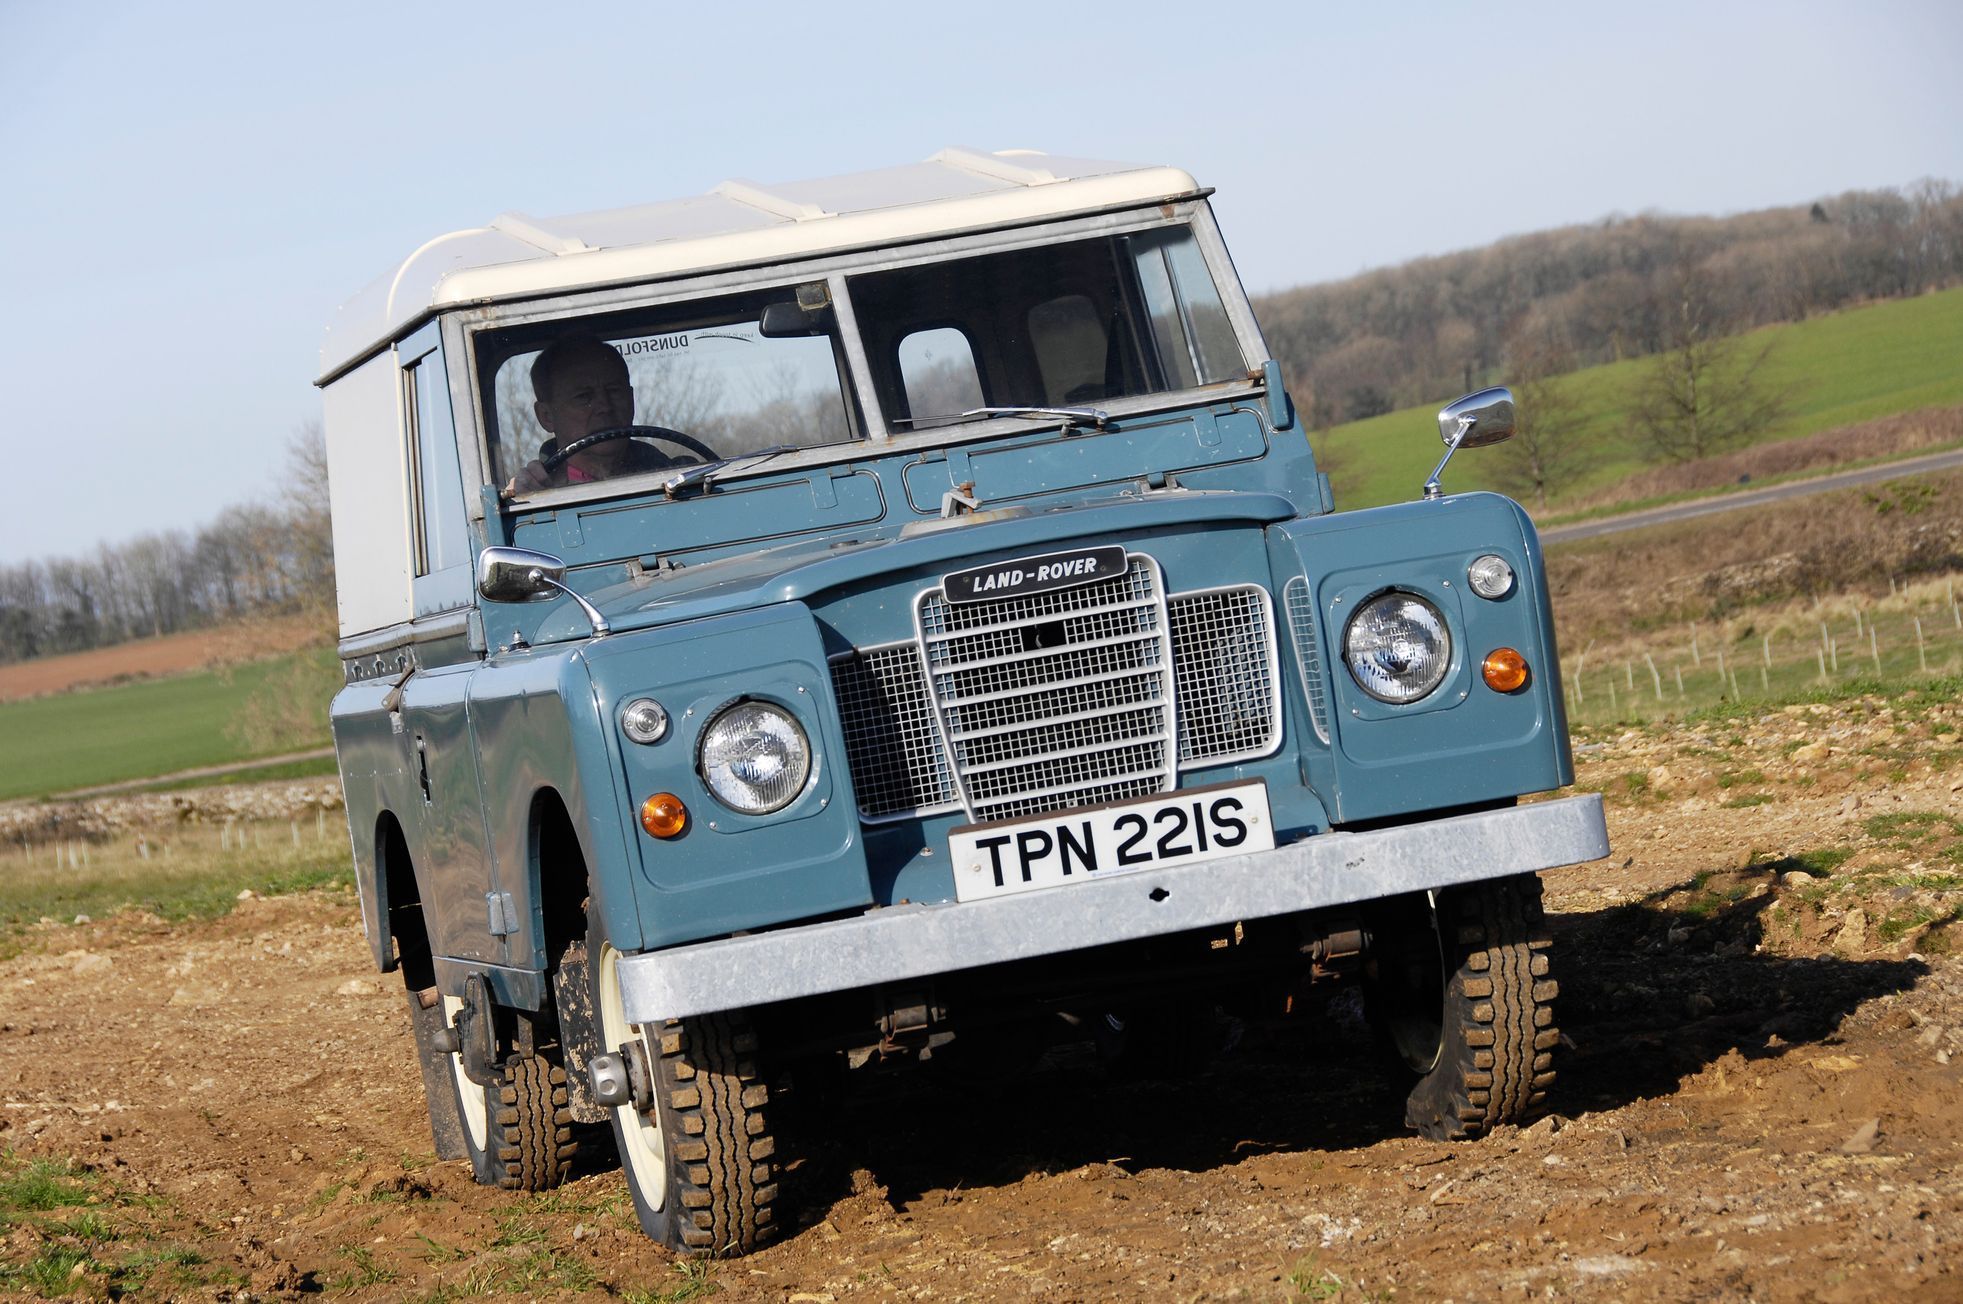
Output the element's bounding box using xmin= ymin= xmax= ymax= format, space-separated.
xmin=507 ymin=336 xmax=683 ymax=490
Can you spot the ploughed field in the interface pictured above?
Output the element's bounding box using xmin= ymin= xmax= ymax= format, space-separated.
xmin=2 ymin=701 xmax=1961 ymax=1301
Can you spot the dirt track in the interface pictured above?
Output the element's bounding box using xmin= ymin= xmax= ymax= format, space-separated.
xmin=3 ymin=712 xmax=1961 ymax=1301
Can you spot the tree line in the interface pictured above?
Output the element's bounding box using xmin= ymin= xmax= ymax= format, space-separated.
xmin=8 ymin=182 xmax=1960 ymax=665
xmin=0 ymin=428 xmax=334 ymax=666
xmin=1255 ymin=179 xmax=1963 ymax=428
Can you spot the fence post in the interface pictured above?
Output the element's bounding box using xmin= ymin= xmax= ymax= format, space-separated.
xmin=1675 ymin=666 xmax=1685 ymax=697
xmin=1760 ymin=664 xmax=1769 ymax=692
xmin=1691 ymin=622 xmax=1701 ymax=666
xmin=1870 ymin=626 xmax=1881 ymax=674
xmin=1763 ymin=633 xmax=1773 ymax=667
xmin=1644 ymin=653 xmax=1663 ymax=700
xmin=1916 ymin=618 xmax=1927 ymax=673
xmin=1818 ymin=648 xmax=1828 ymax=684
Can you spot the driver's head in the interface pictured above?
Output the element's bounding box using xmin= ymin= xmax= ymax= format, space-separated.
xmin=532 ymin=336 xmax=635 ymax=443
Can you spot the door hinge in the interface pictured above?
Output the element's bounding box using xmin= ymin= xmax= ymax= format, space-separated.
xmin=486 ymin=891 xmax=518 ymax=936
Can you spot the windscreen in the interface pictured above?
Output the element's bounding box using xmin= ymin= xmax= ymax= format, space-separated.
xmin=849 ymin=226 xmax=1243 ymax=429
xmin=480 ymin=286 xmax=855 ymax=492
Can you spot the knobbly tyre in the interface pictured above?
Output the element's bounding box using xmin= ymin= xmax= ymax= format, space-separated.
xmin=318 ymin=149 xmax=1610 ymax=1254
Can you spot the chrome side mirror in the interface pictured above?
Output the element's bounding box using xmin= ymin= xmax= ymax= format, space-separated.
xmin=1423 ymin=386 xmax=1516 ymax=500
xmin=1437 ymin=387 xmax=1516 ymax=449
xmin=478 ymin=546 xmax=565 ymax=602
xmin=477 ymin=546 xmax=610 ymax=637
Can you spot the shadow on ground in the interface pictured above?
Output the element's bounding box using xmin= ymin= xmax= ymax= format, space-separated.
xmin=767 ymin=881 xmax=1926 ymax=1224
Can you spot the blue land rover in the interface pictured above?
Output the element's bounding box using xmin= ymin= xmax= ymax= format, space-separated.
xmin=318 ymin=148 xmax=1609 ymax=1254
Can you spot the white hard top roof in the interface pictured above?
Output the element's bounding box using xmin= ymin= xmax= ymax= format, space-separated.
xmin=318 ymin=148 xmax=1202 ymax=383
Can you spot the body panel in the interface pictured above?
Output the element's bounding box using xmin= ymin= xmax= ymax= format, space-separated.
xmin=323 ymin=353 xmax=412 ymax=637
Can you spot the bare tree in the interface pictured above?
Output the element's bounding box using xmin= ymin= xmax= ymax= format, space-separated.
xmin=1492 ymin=331 xmax=1590 ymax=510
xmin=1630 ymin=268 xmax=1787 ymax=463
xmin=280 ymin=421 xmax=336 ymax=625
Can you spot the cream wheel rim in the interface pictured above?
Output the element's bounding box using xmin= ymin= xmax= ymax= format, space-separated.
xmin=441 ymin=994 xmax=489 ymax=1152
xmin=598 ymin=942 xmax=667 ymax=1210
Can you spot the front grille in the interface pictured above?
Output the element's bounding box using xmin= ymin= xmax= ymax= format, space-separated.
xmin=830 ymin=557 xmax=1283 ymax=822
xmin=917 ymin=556 xmax=1176 ymax=823
xmin=1166 ymin=585 xmax=1282 ymax=763
xmin=830 ymin=643 xmax=958 ymax=820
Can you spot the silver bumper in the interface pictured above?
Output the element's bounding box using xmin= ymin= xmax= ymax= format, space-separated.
xmin=617 ymin=793 xmax=1609 ymax=1024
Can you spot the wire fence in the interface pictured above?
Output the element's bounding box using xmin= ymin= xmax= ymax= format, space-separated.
xmin=1561 ymin=572 xmax=1963 ymax=724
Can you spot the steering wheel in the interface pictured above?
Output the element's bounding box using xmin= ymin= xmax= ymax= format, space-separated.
xmin=540 ymin=425 xmax=722 ymax=472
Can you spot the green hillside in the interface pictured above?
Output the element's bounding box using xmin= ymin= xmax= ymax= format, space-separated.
xmin=0 ymin=649 xmax=336 ymax=801
xmin=1311 ymin=286 xmax=1963 ymax=511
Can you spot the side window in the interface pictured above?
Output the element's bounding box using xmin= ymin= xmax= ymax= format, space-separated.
xmin=1129 ymin=227 xmax=1241 ymax=390
xmin=897 ymin=327 xmax=983 ymax=423
xmin=1028 ymin=294 xmax=1108 ymax=405
xmin=400 ymin=326 xmax=469 ymax=597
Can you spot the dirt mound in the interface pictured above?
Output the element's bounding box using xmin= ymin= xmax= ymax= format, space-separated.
xmin=1 ymin=729 xmax=1959 ymax=1299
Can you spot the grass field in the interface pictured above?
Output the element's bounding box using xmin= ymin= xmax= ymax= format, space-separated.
xmin=0 ymin=815 xmax=351 ymax=943
xmin=1314 ymin=285 xmax=1963 ymax=511
xmin=0 ymin=648 xmax=337 ymax=801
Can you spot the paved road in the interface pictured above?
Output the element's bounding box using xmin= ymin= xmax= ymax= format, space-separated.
xmin=1540 ymin=446 xmax=1963 ymax=545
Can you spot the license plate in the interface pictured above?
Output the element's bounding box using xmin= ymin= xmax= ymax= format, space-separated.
xmin=948 ymin=780 xmax=1275 ymax=902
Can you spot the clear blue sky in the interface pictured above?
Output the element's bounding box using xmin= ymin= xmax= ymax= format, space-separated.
xmin=2 ymin=0 xmax=1959 ymax=561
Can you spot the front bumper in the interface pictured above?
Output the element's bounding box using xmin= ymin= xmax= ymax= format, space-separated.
xmin=616 ymin=794 xmax=1609 ymax=1023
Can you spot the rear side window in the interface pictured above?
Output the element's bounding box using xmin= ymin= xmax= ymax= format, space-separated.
xmin=897 ymin=327 xmax=983 ymax=425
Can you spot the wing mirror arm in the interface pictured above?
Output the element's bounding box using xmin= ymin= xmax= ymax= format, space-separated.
xmin=476 ymin=546 xmax=611 ymax=639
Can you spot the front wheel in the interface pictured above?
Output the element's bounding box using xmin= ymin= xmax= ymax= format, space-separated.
xmin=1363 ymin=874 xmax=1558 ymax=1139
xmin=595 ymin=940 xmax=780 ymax=1254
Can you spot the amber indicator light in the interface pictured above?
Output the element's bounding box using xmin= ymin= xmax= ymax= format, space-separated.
xmin=1482 ymin=648 xmax=1529 ymax=693
xmin=639 ymin=793 xmax=688 ymax=838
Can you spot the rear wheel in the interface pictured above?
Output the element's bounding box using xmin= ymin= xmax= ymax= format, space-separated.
xmin=402 ymin=984 xmax=468 ymax=1161
xmin=1364 ymin=874 xmax=1557 ymax=1139
xmin=442 ymin=996 xmax=576 ymax=1191
xmin=595 ymin=938 xmax=780 ymax=1253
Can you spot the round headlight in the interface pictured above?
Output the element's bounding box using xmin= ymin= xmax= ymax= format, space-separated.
xmin=697 ymin=701 xmax=811 ymax=814
xmin=1344 ymin=592 xmax=1452 ymax=704
xmin=619 ymin=697 xmax=669 ymax=745
xmin=1467 ymin=554 xmax=1515 ymax=599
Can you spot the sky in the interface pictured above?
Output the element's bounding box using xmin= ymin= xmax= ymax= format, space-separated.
xmin=1 ymin=0 xmax=1959 ymax=562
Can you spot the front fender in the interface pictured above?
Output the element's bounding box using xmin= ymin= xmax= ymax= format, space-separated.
xmin=1266 ymin=492 xmax=1572 ymax=823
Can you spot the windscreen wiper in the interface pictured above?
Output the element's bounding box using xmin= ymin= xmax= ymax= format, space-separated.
xmin=961 ymin=405 xmax=1109 ymax=432
xmin=662 ymin=445 xmax=797 ymax=498
xmin=890 ymin=405 xmax=1111 ymax=434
